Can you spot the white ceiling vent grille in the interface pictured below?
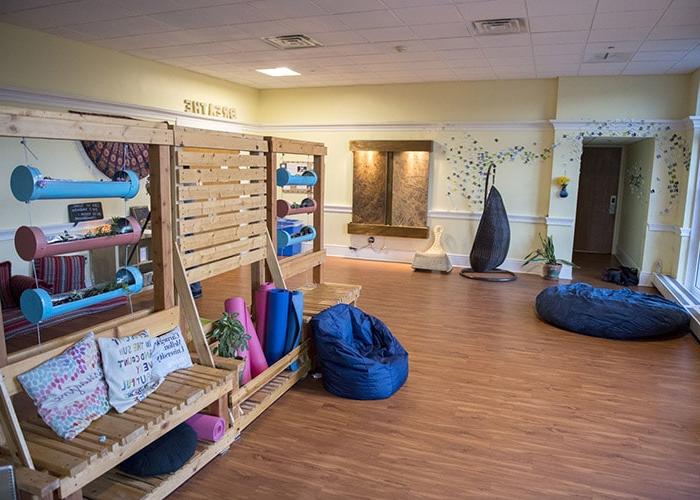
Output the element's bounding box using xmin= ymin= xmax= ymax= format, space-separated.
xmin=585 ymin=52 xmax=632 ymax=63
xmin=262 ymin=34 xmax=323 ymax=50
xmin=471 ymin=18 xmax=527 ymax=36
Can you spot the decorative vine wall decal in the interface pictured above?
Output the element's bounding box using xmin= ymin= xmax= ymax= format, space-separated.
xmin=557 ymin=120 xmax=690 ymax=215
xmin=625 ymin=162 xmax=645 ymax=200
xmin=443 ymin=133 xmax=554 ymax=208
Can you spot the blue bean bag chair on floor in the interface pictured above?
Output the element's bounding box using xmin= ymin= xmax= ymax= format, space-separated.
xmin=536 ymin=283 xmax=689 ymax=340
xmin=311 ymin=304 xmax=408 ymax=400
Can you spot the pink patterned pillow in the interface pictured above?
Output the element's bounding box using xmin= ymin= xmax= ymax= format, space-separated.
xmin=35 ymin=255 xmax=86 ymax=294
xmin=0 ymin=261 xmax=15 ymax=309
xmin=17 ymin=332 xmax=110 ymax=440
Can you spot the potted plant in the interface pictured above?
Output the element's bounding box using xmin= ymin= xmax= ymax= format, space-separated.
xmin=523 ymin=234 xmax=577 ymax=280
xmin=209 ymin=312 xmax=250 ymax=382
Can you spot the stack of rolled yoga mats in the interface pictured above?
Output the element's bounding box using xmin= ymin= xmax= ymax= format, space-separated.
xmin=225 ymin=285 xmax=305 ymax=386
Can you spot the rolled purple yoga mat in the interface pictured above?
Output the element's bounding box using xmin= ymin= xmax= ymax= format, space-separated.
xmin=186 ymin=413 xmax=225 ymax=442
xmin=254 ymin=282 xmax=275 ymax=350
xmin=224 ymin=297 xmax=251 ymax=385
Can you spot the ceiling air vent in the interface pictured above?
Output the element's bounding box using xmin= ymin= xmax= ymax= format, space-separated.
xmin=262 ymin=34 xmax=323 ymax=50
xmin=471 ymin=18 xmax=527 ymax=36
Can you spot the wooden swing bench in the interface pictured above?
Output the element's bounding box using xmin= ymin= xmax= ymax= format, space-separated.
xmin=0 ymin=307 xmax=241 ymax=500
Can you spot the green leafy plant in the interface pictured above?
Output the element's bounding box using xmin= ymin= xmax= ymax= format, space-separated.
xmin=209 ymin=312 xmax=250 ymax=359
xmin=523 ymin=234 xmax=577 ymax=267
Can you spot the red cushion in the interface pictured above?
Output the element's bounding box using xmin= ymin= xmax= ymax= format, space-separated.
xmin=0 ymin=261 xmax=16 ymax=309
xmin=10 ymin=275 xmax=53 ymax=304
xmin=34 ymin=255 xmax=86 ymax=294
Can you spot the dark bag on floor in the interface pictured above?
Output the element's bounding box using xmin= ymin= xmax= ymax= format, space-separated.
xmin=602 ymin=266 xmax=639 ymax=286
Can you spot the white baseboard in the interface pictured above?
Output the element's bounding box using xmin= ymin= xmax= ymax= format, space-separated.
xmin=613 ymin=249 xmax=652 ymax=287
xmin=323 ymin=244 xmax=573 ymax=280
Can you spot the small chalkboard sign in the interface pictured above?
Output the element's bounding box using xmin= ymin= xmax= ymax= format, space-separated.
xmin=68 ymin=202 xmax=104 ymax=224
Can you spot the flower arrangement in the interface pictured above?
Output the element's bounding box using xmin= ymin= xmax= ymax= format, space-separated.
xmin=556 ymin=176 xmax=570 ymax=187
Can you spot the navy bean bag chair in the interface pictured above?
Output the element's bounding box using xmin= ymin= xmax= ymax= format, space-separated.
xmin=118 ymin=423 xmax=197 ymax=476
xmin=311 ymin=304 xmax=408 ymax=400
xmin=536 ymin=283 xmax=689 ymax=340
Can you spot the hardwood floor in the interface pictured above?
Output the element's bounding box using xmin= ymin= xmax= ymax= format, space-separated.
xmin=171 ymin=257 xmax=700 ymax=500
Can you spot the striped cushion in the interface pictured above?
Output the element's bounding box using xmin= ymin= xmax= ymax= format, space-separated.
xmin=0 ymin=261 xmax=15 ymax=309
xmin=35 ymin=255 xmax=86 ymax=294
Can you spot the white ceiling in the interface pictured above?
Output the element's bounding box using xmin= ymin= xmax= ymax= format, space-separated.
xmin=2 ymin=0 xmax=700 ymax=89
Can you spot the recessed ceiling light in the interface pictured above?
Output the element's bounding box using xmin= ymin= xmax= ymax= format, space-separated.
xmin=256 ymin=67 xmax=300 ymax=77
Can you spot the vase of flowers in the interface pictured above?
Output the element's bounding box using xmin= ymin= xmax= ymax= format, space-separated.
xmin=556 ymin=176 xmax=570 ymax=198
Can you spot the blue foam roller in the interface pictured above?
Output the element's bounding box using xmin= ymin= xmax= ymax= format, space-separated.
xmin=285 ymin=290 xmax=304 ymax=371
xmin=264 ymin=289 xmax=290 ymax=364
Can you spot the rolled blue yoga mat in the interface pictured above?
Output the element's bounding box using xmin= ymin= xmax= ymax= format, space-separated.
xmin=285 ymin=291 xmax=304 ymax=371
xmin=265 ymin=288 xmax=290 ymax=364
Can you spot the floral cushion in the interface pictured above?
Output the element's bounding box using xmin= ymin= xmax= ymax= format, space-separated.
xmin=98 ymin=331 xmax=161 ymax=413
xmin=17 ymin=332 xmax=110 ymax=440
xmin=152 ymin=327 xmax=192 ymax=380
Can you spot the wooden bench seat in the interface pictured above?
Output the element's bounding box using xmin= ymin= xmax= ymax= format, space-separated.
xmin=17 ymin=363 xmax=233 ymax=498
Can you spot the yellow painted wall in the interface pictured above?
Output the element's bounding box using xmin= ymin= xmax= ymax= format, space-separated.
xmin=616 ymin=140 xmax=654 ymax=268
xmin=556 ymin=75 xmax=691 ymax=120
xmin=258 ymin=79 xmax=558 ymax=124
xmin=0 ymin=23 xmax=259 ymax=122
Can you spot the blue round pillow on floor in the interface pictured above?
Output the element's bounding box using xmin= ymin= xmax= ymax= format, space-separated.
xmin=536 ymin=283 xmax=690 ymax=340
xmin=118 ymin=423 xmax=197 ymax=476
xmin=311 ymin=304 xmax=409 ymax=400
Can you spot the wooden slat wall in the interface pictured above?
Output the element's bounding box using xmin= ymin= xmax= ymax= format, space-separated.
xmin=174 ymin=127 xmax=268 ymax=283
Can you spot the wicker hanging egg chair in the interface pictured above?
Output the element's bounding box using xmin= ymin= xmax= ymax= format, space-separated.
xmin=460 ymin=164 xmax=516 ymax=282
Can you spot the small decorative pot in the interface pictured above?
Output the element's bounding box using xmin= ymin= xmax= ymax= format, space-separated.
xmin=559 ymin=184 xmax=569 ymax=198
xmin=543 ymin=263 xmax=562 ymax=280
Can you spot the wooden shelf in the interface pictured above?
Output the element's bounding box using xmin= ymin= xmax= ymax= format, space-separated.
xmin=83 ymin=428 xmax=238 ymax=500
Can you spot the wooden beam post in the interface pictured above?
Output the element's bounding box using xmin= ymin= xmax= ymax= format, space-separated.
xmin=313 ymin=153 xmax=325 ymax=284
xmin=150 ymin=144 xmax=175 ymax=311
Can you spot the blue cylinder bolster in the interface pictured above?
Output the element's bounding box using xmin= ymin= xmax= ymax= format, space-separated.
xmin=11 ymin=165 xmax=140 ymax=202
xmin=277 ymin=226 xmax=317 ymax=248
xmin=20 ymin=266 xmax=143 ymax=323
xmin=276 ymin=168 xmax=318 ymax=187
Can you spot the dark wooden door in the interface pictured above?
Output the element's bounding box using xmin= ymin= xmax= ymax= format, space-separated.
xmin=574 ymin=147 xmax=622 ymax=254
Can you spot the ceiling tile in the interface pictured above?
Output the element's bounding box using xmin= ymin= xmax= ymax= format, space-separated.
xmin=382 ymin=0 xmax=454 ymax=6
xmin=529 ymin=14 xmax=594 ymax=33
xmin=392 ymin=5 xmax=462 ymax=25
xmin=62 ymin=16 xmax=174 ymax=40
xmin=623 ymin=61 xmax=676 ymax=73
xmin=489 ymin=56 xmax=534 ymax=66
xmin=526 ymin=0 xmax=597 ymax=17
xmin=531 ymin=30 xmax=589 ymax=45
xmin=588 ymin=27 xmax=652 ymax=42
xmin=336 ymin=10 xmax=399 ymax=29
xmin=658 ymin=8 xmax=700 ymax=27
xmin=157 ymin=4 xmax=267 ymax=29
xmin=313 ymin=31 xmax=368 ymax=46
xmin=312 ymin=0 xmax=386 ymax=14
xmin=535 ymin=53 xmax=582 ymax=65
xmin=593 ymin=10 xmax=664 ymax=30
xmin=437 ymin=48 xmax=485 ymax=61
xmin=456 ymin=0 xmax=527 ymax=21
xmin=475 ymin=32 xmax=531 ymax=47
xmin=357 ymin=26 xmax=416 ymax=42
xmin=596 ymin=0 xmax=672 ymax=12
xmin=639 ymin=38 xmax=700 ymax=50
xmin=585 ymin=40 xmax=643 ymax=53
xmin=0 ymin=0 xmax=132 ymax=29
xmin=578 ymin=62 xmax=627 ymax=75
xmin=536 ymin=64 xmax=581 ymax=76
xmin=409 ymin=22 xmax=472 ymax=39
xmin=234 ymin=20 xmax=292 ymax=37
xmin=632 ymin=50 xmax=688 ymax=61
xmin=534 ymin=43 xmax=585 ymax=55
xmin=279 ymin=15 xmax=349 ymax=33
xmin=248 ymin=0 xmax=325 ymax=20
xmin=648 ymin=24 xmax=700 ymax=39
xmin=424 ymin=37 xmax=478 ymax=50
xmin=482 ymin=45 xmax=532 ymax=58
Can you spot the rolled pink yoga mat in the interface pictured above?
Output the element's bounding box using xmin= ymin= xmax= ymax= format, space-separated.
xmin=224 ymin=297 xmax=252 ymax=385
xmin=186 ymin=413 xmax=225 ymax=442
xmin=254 ymin=282 xmax=275 ymax=349
xmin=242 ymin=306 xmax=269 ymax=378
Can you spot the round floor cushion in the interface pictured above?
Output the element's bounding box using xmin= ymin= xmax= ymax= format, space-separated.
xmin=536 ymin=283 xmax=690 ymax=340
xmin=118 ymin=423 xmax=197 ymax=476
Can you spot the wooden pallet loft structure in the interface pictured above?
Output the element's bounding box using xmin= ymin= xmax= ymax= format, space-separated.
xmin=264 ymin=137 xmax=361 ymax=317
xmin=171 ymin=126 xmax=313 ymax=435
xmin=0 ymin=107 xmax=240 ymax=500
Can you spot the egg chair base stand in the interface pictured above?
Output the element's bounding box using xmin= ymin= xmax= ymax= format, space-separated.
xmin=459 ymin=268 xmax=516 ymax=282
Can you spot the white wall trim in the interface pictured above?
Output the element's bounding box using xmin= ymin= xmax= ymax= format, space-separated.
xmin=326 ymin=204 xmax=547 ymax=224
xmin=324 ymin=244 xmax=573 ymax=280
xmin=545 ymin=216 xmax=575 ymax=227
xmin=550 ymin=118 xmax=689 ymax=131
xmin=646 ymin=223 xmax=691 ymax=237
